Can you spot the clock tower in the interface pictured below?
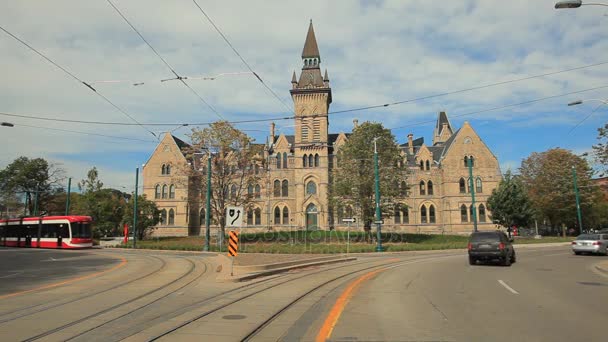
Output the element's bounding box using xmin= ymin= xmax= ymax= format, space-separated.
xmin=290 ymin=20 xmax=332 ymax=230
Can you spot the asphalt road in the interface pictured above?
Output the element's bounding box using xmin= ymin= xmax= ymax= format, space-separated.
xmin=0 ymin=246 xmax=605 ymax=341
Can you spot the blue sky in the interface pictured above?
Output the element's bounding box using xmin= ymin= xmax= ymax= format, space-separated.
xmin=0 ymin=0 xmax=607 ymax=189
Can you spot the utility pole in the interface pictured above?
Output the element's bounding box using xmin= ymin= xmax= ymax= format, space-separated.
xmin=33 ymin=184 xmax=39 ymax=216
xmin=373 ymin=137 xmax=383 ymax=252
xmin=468 ymin=157 xmax=478 ymax=232
xmin=23 ymin=192 xmax=29 ymax=216
xmin=65 ymin=178 xmax=71 ymax=215
xmin=572 ymin=166 xmax=583 ymax=234
xmin=133 ymin=167 xmax=139 ymax=249
xmin=204 ymin=152 xmax=212 ymax=251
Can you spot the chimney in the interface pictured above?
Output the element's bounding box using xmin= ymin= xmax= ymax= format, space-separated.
xmin=353 ymin=119 xmax=359 ymax=129
xmin=407 ymin=133 xmax=414 ymax=154
xmin=270 ymin=122 xmax=275 ymax=142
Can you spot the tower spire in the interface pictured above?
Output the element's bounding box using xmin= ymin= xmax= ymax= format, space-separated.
xmin=301 ymin=20 xmax=320 ymax=62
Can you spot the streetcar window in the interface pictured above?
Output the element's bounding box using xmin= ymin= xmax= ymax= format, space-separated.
xmin=6 ymin=224 xmax=21 ymax=238
xmin=71 ymin=222 xmax=92 ymax=238
xmin=40 ymin=224 xmax=56 ymax=238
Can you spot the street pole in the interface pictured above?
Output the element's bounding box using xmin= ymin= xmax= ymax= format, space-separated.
xmin=347 ymin=221 xmax=351 ymax=254
xmin=23 ymin=192 xmax=29 ymax=216
xmin=572 ymin=166 xmax=583 ymax=234
xmin=468 ymin=157 xmax=478 ymax=232
xmin=204 ymin=153 xmax=212 ymax=251
xmin=133 ymin=167 xmax=139 ymax=249
xmin=33 ymin=185 xmax=39 ymax=216
xmin=65 ymin=178 xmax=71 ymax=215
xmin=373 ymin=138 xmax=383 ymax=252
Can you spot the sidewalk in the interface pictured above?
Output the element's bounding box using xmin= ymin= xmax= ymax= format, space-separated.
xmin=595 ymin=260 xmax=608 ymax=276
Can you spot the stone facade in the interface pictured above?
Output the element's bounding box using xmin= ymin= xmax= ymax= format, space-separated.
xmin=142 ymin=22 xmax=502 ymax=236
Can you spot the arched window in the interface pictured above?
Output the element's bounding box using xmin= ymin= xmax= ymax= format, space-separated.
xmin=303 ymin=155 xmax=308 ymax=167
xmin=470 ymin=156 xmax=475 ymax=167
xmin=400 ymin=181 xmax=407 ymax=196
xmin=308 ymin=155 xmax=314 ymax=168
xmin=168 ymin=209 xmax=175 ymax=225
xmin=419 ymin=161 xmax=424 ymax=170
xmin=283 ymin=152 xmax=288 ymax=169
xmin=429 ymin=205 xmax=436 ymax=223
xmin=161 ymin=164 xmax=166 ymax=175
xmin=420 ymin=205 xmax=428 ymax=224
xmin=254 ymin=208 xmax=261 ymax=225
xmin=306 ymin=181 xmax=317 ymax=195
xmin=464 ymin=156 xmax=469 ymax=168
xmin=427 ymin=181 xmax=434 ymax=195
xmin=160 ymin=209 xmax=167 ymax=225
xmin=199 ymin=208 xmax=205 ymax=225
xmin=346 ymin=206 xmax=353 ymax=218
xmin=479 ymin=204 xmax=486 ymax=223
xmin=282 ymin=180 xmax=288 ymax=197
xmin=426 ymin=160 xmax=430 ymax=170
xmin=276 ymin=153 xmax=281 ymax=169
xmin=460 ymin=204 xmax=468 ymax=222
xmin=419 ymin=181 xmax=426 ymax=196
xmin=283 ymin=207 xmax=289 ymax=225
xmin=476 ymin=178 xmax=483 ymax=193
xmin=162 ymin=185 xmax=168 ymax=199
xmin=394 ymin=205 xmax=401 ymax=224
xmin=273 ymin=180 xmax=281 ymax=197
xmin=314 ymin=154 xmax=319 ymax=167
xmin=255 ymin=164 xmax=259 ymax=175
xmin=470 ymin=205 xmax=475 ymax=222
xmin=169 ymin=185 xmax=175 ymax=199
xmin=255 ymin=184 xmax=261 ymax=198
xmin=231 ymin=184 xmax=237 ymax=199
xmin=247 ymin=209 xmax=253 ymax=225
xmin=248 ymin=184 xmax=253 ymax=196
xmin=155 ymin=185 xmax=161 ymax=199
xmin=337 ymin=206 xmax=344 ymax=223
xmin=403 ymin=207 xmax=409 ymax=224
xmin=166 ymin=165 xmax=171 ymax=175
xmin=274 ymin=207 xmax=281 ymax=224
xmin=459 ymin=178 xmax=466 ymax=194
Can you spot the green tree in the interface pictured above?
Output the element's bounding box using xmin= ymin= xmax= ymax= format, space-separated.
xmin=330 ymin=122 xmax=408 ymax=229
xmin=0 ymin=156 xmax=65 ymax=215
xmin=186 ymin=121 xmax=263 ymax=238
xmin=486 ymin=170 xmax=535 ymax=228
xmin=123 ymin=194 xmax=160 ymax=240
xmin=520 ymin=148 xmax=595 ymax=231
xmin=593 ymin=123 xmax=608 ymax=173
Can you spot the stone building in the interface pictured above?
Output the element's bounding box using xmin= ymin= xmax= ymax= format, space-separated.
xmin=142 ymin=21 xmax=502 ymax=236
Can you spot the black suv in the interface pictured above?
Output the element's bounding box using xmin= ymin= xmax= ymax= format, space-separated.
xmin=468 ymin=231 xmax=516 ymax=266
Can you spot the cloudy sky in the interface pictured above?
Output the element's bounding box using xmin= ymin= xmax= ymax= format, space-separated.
xmin=1 ymin=0 xmax=607 ymax=190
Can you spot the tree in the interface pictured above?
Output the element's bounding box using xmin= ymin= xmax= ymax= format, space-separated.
xmin=520 ymin=148 xmax=595 ymax=231
xmin=593 ymin=123 xmax=608 ymax=173
xmin=330 ymin=122 xmax=408 ymax=229
xmin=486 ymin=170 xmax=535 ymax=228
xmin=122 ymin=194 xmax=160 ymax=240
xmin=0 ymin=156 xmax=65 ymax=215
xmin=185 ymin=121 xmax=263 ymax=239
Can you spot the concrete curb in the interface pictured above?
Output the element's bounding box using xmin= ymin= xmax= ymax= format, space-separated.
xmin=216 ymin=256 xmax=357 ymax=282
xmin=595 ymin=261 xmax=608 ymax=276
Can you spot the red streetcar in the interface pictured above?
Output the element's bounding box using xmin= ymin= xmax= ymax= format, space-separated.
xmin=0 ymin=216 xmax=93 ymax=249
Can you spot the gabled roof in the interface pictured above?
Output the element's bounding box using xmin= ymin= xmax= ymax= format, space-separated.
xmin=172 ymin=135 xmax=190 ymax=152
xmin=399 ymin=137 xmax=424 ymax=148
xmin=302 ymin=21 xmax=320 ymax=60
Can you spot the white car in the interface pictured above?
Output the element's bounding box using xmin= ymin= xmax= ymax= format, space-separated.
xmin=571 ymin=234 xmax=608 ymax=256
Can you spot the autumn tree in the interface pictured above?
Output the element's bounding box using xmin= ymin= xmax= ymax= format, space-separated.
xmin=122 ymin=194 xmax=160 ymax=240
xmin=0 ymin=156 xmax=65 ymax=215
xmin=330 ymin=122 xmax=408 ymax=229
xmin=593 ymin=123 xmax=608 ymax=173
xmin=486 ymin=170 xmax=535 ymax=228
xmin=520 ymin=148 xmax=595 ymax=231
xmin=185 ymin=121 xmax=263 ymax=239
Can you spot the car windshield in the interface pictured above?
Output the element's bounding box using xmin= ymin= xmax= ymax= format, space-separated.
xmin=71 ymin=222 xmax=92 ymax=238
xmin=471 ymin=232 xmax=500 ymax=242
xmin=576 ymin=234 xmax=600 ymax=240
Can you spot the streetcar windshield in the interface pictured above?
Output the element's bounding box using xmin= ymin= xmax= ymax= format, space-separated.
xmin=71 ymin=222 xmax=92 ymax=238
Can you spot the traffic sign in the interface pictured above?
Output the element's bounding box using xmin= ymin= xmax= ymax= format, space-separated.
xmin=226 ymin=206 xmax=244 ymax=227
xmin=374 ymin=220 xmax=384 ymax=224
xmin=228 ymin=231 xmax=238 ymax=257
xmin=342 ymin=218 xmax=356 ymax=223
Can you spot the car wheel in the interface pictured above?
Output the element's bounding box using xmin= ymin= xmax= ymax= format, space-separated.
xmin=510 ymin=252 xmax=516 ymax=263
xmin=503 ymin=256 xmax=511 ymax=266
xmin=469 ymin=256 xmax=476 ymax=265
xmin=574 ymin=251 xmax=581 ymax=255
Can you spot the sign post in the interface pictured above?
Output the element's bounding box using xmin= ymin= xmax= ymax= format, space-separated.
xmin=228 ymin=230 xmax=238 ymax=276
xmin=342 ymin=218 xmax=356 ymax=254
xmin=226 ymin=206 xmax=243 ymax=275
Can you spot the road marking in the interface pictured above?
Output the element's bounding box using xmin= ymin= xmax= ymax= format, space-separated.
xmin=0 ymin=272 xmax=22 ymax=279
xmin=0 ymin=256 xmax=127 ymax=300
xmin=498 ymin=280 xmax=519 ymax=294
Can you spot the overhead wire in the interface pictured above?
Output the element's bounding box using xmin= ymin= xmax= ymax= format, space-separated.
xmin=0 ymin=24 xmax=158 ymax=140
xmin=8 ymin=122 xmax=157 ymax=143
xmin=189 ymin=0 xmax=294 ymax=114
xmin=106 ymin=0 xmax=224 ymax=120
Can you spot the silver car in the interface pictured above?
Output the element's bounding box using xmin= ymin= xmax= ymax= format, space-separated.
xmin=572 ymin=234 xmax=608 ymax=256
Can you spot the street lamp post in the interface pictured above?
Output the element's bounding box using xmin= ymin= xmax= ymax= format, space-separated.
xmin=65 ymin=178 xmax=71 ymax=215
xmin=468 ymin=157 xmax=478 ymax=232
xmin=373 ymin=137 xmax=383 ymax=252
xmin=1 ymin=122 xmax=14 ymax=127
xmin=572 ymin=166 xmax=584 ymax=234
xmin=133 ymin=167 xmax=139 ymax=249
xmin=204 ymin=152 xmax=212 ymax=251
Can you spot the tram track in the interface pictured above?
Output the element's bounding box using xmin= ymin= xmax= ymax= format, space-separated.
xmin=144 ymin=253 xmax=460 ymax=341
xmin=0 ymin=254 xmax=167 ymax=324
xmin=21 ymin=256 xmax=203 ymax=342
